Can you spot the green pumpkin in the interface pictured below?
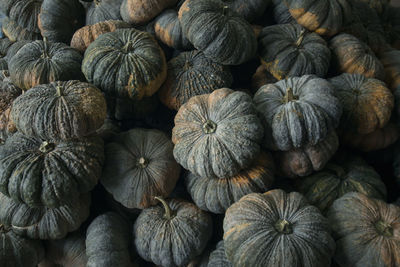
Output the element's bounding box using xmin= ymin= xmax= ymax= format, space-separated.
xmin=2 ymin=17 xmax=42 ymax=42
xmin=3 ymin=0 xmax=42 ymax=34
xmin=208 ymin=241 xmax=232 ymax=267
xmin=272 ymin=0 xmax=295 ymax=24
xmin=5 ymin=40 xmax=30 ymax=63
xmin=0 ymin=78 xmax=21 ymax=143
xmin=86 ymin=0 xmax=123 ymax=25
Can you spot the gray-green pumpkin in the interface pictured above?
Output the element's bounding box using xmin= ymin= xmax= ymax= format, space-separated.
xmin=0 ymin=78 xmax=21 ymax=143
xmin=207 ymin=241 xmax=232 ymax=267
xmin=86 ymin=0 xmax=123 ymax=25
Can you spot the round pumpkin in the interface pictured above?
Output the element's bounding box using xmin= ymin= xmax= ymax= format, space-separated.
xmin=254 ymin=75 xmax=342 ymax=151
xmin=5 ymin=0 xmax=42 ymax=34
xmin=178 ymin=0 xmax=257 ymax=65
xmin=223 ymin=189 xmax=335 ymax=267
xmin=258 ymin=23 xmax=331 ymax=80
xmin=10 ymin=80 xmax=106 ymax=140
xmin=251 ymin=64 xmax=278 ymax=93
xmin=82 ymin=28 xmax=167 ymax=100
xmin=208 ymin=241 xmax=232 ymax=267
xmin=185 ymin=152 xmax=275 ymax=214
xmin=2 ymin=17 xmax=42 ymax=42
xmin=0 ymin=132 xmax=104 ymax=208
xmin=379 ymin=48 xmax=400 ymax=91
xmin=327 ymin=192 xmax=400 ymax=267
xmin=86 ymin=0 xmax=123 ymax=25
xmin=380 ymin=6 xmax=400 ymax=50
xmin=121 ymin=0 xmax=178 ymax=25
xmin=172 ymin=88 xmax=264 ymax=179
xmin=221 ymin=0 xmax=270 ymax=22
xmin=101 ymin=128 xmax=180 ymax=209
xmin=329 ymin=73 xmax=394 ymax=135
xmin=134 ymin=197 xmax=213 ymax=267
xmin=272 ymin=0 xmax=295 ymax=24
xmin=0 ymin=79 xmax=21 ymax=143
xmin=159 ymin=50 xmax=233 ymax=111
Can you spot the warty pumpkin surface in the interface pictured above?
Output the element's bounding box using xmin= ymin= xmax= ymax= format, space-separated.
xmin=172 ymin=88 xmax=264 ymax=179
xmin=0 ymin=132 xmax=104 ymax=208
xmin=0 ymin=78 xmax=21 ymax=143
xmin=121 ymin=0 xmax=178 ymax=25
xmin=86 ymin=0 xmax=123 ymax=25
xmin=207 ymin=241 xmax=232 ymax=267
xmin=223 ymin=189 xmax=335 ymax=267
xmin=2 ymin=17 xmax=42 ymax=42
xmin=82 ymin=28 xmax=167 ymax=100
xmin=327 ymin=192 xmax=400 ymax=267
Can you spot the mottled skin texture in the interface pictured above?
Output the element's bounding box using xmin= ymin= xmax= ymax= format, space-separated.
xmin=185 ymin=152 xmax=275 ymax=214
xmin=172 ymin=88 xmax=264 ymax=179
xmin=159 ymin=50 xmax=233 ymax=111
xmin=379 ymin=49 xmax=400 ymax=91
xmin=0 ymin=79 xmax=21 ymax=143
xmin=82 ymin=28 xmax=167 ymax=100
xmin=101 ymin=128 xmax=180 ymax=209
xmin=221 ymin=0 xmax=270 ymax=22
xmin=134 ymin=198 xmax=213 ymax=267
xmin=329 ymin=73 xmax=394 ymax=135
xmin=179 ymin=0 xmax=257 ymax=65
xmin=330 ymin=33 xmax=385 ymax=80
xmin=86 ymin=0 xmax=123 ymax=25
xmin=272 ymin=0 xmax=295 ymax=24
xmin=0 ymin=193 xmax=90 ymax=240
xmin=208 ymin=241 xmax=232 ymax=267
xmin=258 ymin=23 xmax=331 ymax=80
xmin=251 ymin=64 xmax=278 ymax=93
xmin=5 ymin=0 xmax=42 ymax=33
xmin=2 ymin=17 xmax=42 ymax=42
xmin=0 ymin=132 xmax=104 ymax=208
xmin=86 ymin=212 xmax=135 ymax=267
xmin=381 ymin=6 xmax=400 ymax=50
xmin=254 ymin=75 xmax=342 ymax=151
xmin=121 ymin=0 xmax=178 ymax=24
xmin=10 ymin=80 xmax=107 ymax=140
xmin=274 ymin=131 xmax=339 ymax=178
xmin=0 ymin=226 xmax=45 ymax=267
xmin=299 ymin=155 xmax=387 ymax=213
xmin=327 ymin=193 xmax=400 ymax=267
xmin=223 ymin=189 xmax=335 ymax=267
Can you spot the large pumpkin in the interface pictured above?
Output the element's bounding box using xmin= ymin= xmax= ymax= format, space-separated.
xmin=82 ymin=28 xmax=167 ymax=100
xmin=178 ymin=0 xmax=257 ymax=65
xmin=2 ymin=17 xmax=42 ymax=42
xmin=121 ymin=0 xmax=178 ymax=25
xmin=223 ymin=189 xmax=335 ymax=267
xmin=172 ymin=88 xmax=264 ymax=179
xmin=86 ymin=0 xmax=123 ymax=25
xmin=0 ymin=78 xmax=21 ymax=143
xmin=327 ymin=192 xmax=400 ymax=267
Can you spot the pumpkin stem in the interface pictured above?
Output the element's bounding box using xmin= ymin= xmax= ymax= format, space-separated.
xmin=283 ymin=87 xmax=298 ymax=103
xmin=203 ymin=120 xmax=217 ymax=134
xmin=1 ymin=70 xmax=9 ymax=77
xmin=137 ymin=157 xmax=149 ymax=168
xmin=375 ymin=220 xmax=393 ymax=237
xmin=55 ymin=81 xmax=63 ymax=96
xmin=295 ymin=29 xmax=307 ymax=47
xmin=122 ymin=41 xmax=134 ymax=53
xmin=94 ymin=0 xmax=101 ymax=5
xmin=0 ymin=224 xmax=10 ymax=233
xmin=11 ymin=221 xmax=40 ymax=230
xmin=222 ymin=5 xmax=229 ymax=15
xmin=41 ymin=37 xmax=49 ymax=59
xmin=39 ymin=141 xmax=55 ymax=153
xmin=154 ymin=196 xmax=175 ymax=220
xmin=274 ymin=219 xmax=293 ymax=234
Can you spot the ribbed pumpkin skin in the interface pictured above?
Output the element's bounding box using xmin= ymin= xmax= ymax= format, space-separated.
xmin=134 ymin=199 xmax=213 ymax=267
xmin=379 ymin=49 xmax=400 ymax=91
xmin=208 ymin=241 xmax=232 ymax=267
xmin=258 ymin=23 xmax=331 ymax=80
xmin=221 ymin=0 xmax=269 ymax=22
xmin=172 ymin=88 xmax=264 ymax=179
xmin=86 ymin=0 xmax=123 ymax=25
xmin=185 ymin=152 xmax=275 ymax=214
xmin=0 ymin=132 xmax=104 ymax=208
xmin=330 ymin=73 xmax=393 ymax=135
xmin=330 ymin=33 xmax=385 ymax=80
xmin=178 ymin=0 xmax=257 ymax=65
xmin=223 ymin=189 xmax=335 ymax=267
xmin=10 ymin=81 xmax=107 ymax=140
xmin=0 ymin=80 xmax=21 ymax=143
xmin=2 ymin=17 xmax=42 ymax=42
xmin=5 ymin=40 xmax=30 ymax=62
xmin=272 ymin=0 xmax=295 ymax=24
xmin=121 ymin=0 xmax=178 ymax=24
xmin=381 ymin=6 xmax=400 ymax=50
xmin=283 ymin=0 xmax=351 ymax=36
xmin=299 ymin=155 xmax=387 ymax=213
xmin=82 ymin=28 xmax=167 ymax=100
xmin=0 ymin=227 xmax=45 ymax=267
xmin=159 ymin=50 xmax=233 ymax=111
xmin=254 ymin=75 xmax=342 ymax=151
xmin=101 ymin=128 xmax=180 ymax=209
xmin=5 ymin=0 xmax=42 ymax=33
xmin=0 ymin=193 xmax=90 ymax=240
xmin=327 ymin=193 xmax=400 ymax=267
xmin=275 ymin=131 xmax=339 ymax=178
xmin=8 ymin=40 xmax=83 ymax=90
xmin=86 ymin=212 xmax=133 ymax=267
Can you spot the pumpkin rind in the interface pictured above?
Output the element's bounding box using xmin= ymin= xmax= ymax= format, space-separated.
xmin=86 ymin=0 xmax=123 ymax=25
xmin=0 ymin=79 xmax=21 ymax=143
xmin=6 ymin=0 xmax=42 ymax=34
xmin=121 ymin=0 xmax=178 ymax=25
xmin=5 ymin=40 xmax=30 ymax=62
xmin=207 ymin=241 xmax=232 ymax=267
xmin=2 ymin=17 xmax=42 ymax=42
xmin=272 ymin=0 xmax=295 ymax=24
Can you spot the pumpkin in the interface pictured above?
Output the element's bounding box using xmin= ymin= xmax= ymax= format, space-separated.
xmin=258 ymin=23 xmax=331 ymax=80
xmin=327 ymin=192 xmax=400 ymax=267
xmin=251 ymin=64 xmax=278 ymax=94
xmin=283 ymin=0 xmax=352 ymax=36
xmin=272 ymin=0 xmax=295 ymax=24
xmin=134 ymin=197 xmax=213 ymax=267
xmin=10 ymin=80 xmax=107 ymax=140
xmin=106 ymin=94 xmax=159 ymax=121
xmin=4 ymin=0 xmax=42 ymax=34
xmin=86 ymin=212 xmax=135 ymax=267
xmin=208 ymin=241 xmax=232 ymax=267
xmin=82 ymin=28 xmax=167 ymax=100
xmin=0 ymin=38 xmax=13 ymax=70
xmin=298 ymin=154 xmax=387 ymax=213
xmin=329 ymin=33 xmax=385 ymax=80
xmin=329 ymin=73 xmax=394 ymax=135
xmin=38 ymin=0 xmax=86 ymax=44
xmin=71 ymin=20 xmax=131 ymax=53
xmin=185 ymin=152 xmax=275 ymax=214
xmin=223 ymin=189 xmax=335 ymax=267
xmin=2 ymin=17 xmax=42 ymax=42
xmin=172 ymin=88 xmax=264 ymax=179
xmin=159 ymin=50 xmax=233 ymax=111
xmin=178 ymin=0 xmax=257 ymax=65
xmin=0 ymin=132 xmax=104 ymax=208
xmin=380 ymin=6 xmax=400 ymax=50
xmin=254 ymin=75 xmax=342 ymax=151
xmin=8 ymin=39 xmax=84 ymax=90
xmin=359 ymin=0 xmax=389 ymax=14
xmin=101 ymin=128 xmax=180 ymax=209
xmin=221 ymin=0 xmax=270 ymax=22
xmin=0 ymin=225 xmax=45 ymax=267
xmin=0 ymin=78 xmax=21 ymax=143
xmin=274 ymin=131 xmax=339 ymax=178
xmin=5 ymin=40 xmax=30 ymax=62
xmin=379 ymin=48 xmax=400 ymax=91
xmin=0 ymin=193 xmax=90 ymax=240
xmin=121 ymin=0 xmax=178 ymax=25
xmin=86 ymin=0 xmax=123 ymax=25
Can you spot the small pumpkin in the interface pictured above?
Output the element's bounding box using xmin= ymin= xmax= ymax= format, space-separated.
xmin=379 ymin=48 xmax=400 ymax=91
xmin=172 ymin=88 xmax=264 ymax=179
xmin=208 ymin=241 xmax=232 ymax=267
xmin=2 ymin=17 xmax=42 ymax=42
xmin=251 ymin=64 xmax=278 ymax=94
xmin=121 ymin=0 xmax=178 ymax=25
xmin=86 ymin=0 xmax=123 ymax=25
xmin=327 ymin=192 xmax=400 ymax=267
xmin=0 ymin=78 xmax=22 ymax=143
xmin=272 ymin=0 xmax=295 ymax=24
xmin=254 ymin=75 xmax=342 ymax=151
xmin=380 ymin=5 xmax=400 ymax=50
xmin=159 ymin=50 xmax=233 ymax=111
xmin=223 ymin=189 xmax=335 ymax=267
xmin=220 ymin=0 xmax=270 ymax=22
xmin=134 ymin=197 xmax=213 ymax=267
xmin=179 ymin=0 xmax=257 ymax=65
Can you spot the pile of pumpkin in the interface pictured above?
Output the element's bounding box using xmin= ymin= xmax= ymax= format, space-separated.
xmin=0 ymin=0 xmax=399 ymax=266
